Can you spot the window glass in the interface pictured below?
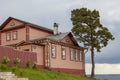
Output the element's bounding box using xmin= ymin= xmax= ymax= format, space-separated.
xmin=75 ymin=50 xmax=78 ymax=61
xmin=62 ymin=47 xmax=66 ymax=59
xmin=6 ymin=32 xmax=11 ymax=41
xmin=24 ymin=49 xmax=29 ymax=51
xmin=80 ymin=51 xmax=82 ymax=61
xmin=70 ymin=48 xmax=74 ymax=60
xmin=52 ymin=45 xmax=56 ymax=58
xmin=13 ymin=31 xmax=17 ymax=40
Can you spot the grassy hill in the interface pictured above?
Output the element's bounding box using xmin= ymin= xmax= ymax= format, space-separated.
xmin=0 ymin=66 xmax=96 ymax=80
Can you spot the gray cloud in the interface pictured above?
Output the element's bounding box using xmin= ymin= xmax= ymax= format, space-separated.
xmin=0 ymin=0 xmax=120 ymax=63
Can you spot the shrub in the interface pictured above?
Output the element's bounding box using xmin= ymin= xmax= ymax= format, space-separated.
xmin=26 ymin=60 xmax=30 ymax=68
xmin=32 ymin=63 xmax=38 ymax=69
xmin=1 ymin=56 xmax=10 ymax=64
xmin=20 ymin=71 xmax=23 ymax=76
xmin=13 ymin=58 xmax=20 ymax=66
xmin=11 ymin=66 xmax=17 ymax=72
xmin=0 ymin=64 xmax=8 ymax=71
xmin=0 ymin=78 xmax=4 ymax=80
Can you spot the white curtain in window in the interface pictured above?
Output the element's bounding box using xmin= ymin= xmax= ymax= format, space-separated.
xmin=13 ymin=32 xmax=17 ymax=39
xmin=52 ymin=46 xmax=56 ymax=57
xmin=76 ymin=50 xmax=78 ymax=61
xmin=80 ymin=51 xmax=82 ymax=61
xmin=6 ymin=33 xmax=10 ymax=40
xmin=70 ymin=49 xmax=73 ymax=60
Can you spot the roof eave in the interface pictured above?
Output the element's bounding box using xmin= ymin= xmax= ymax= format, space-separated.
xmin=0 ymin=17 xmax=53 ymax=33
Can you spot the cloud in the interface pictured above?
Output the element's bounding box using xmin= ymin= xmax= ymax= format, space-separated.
xmin=0 ymin=0 xmax=120 ymax=63
xmin=86 ymin=63 xmax=120 ymax=74
xmin=77 ymin=0 xmax=120 ymax=64
xmin=85 ymin=37 xmax=120 ymax=63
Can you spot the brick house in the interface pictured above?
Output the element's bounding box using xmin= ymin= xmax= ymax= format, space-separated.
xmin=0 ymin=17 xmax=85 ymax=76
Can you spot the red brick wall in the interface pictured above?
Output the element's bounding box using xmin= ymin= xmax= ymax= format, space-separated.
xmin=0 ymin=46 xmax=37 ymax=67
xmin=51 ymin=68 xmax=85 ymax=76
xmin=0 ymin=32 xmax=1 ymax=45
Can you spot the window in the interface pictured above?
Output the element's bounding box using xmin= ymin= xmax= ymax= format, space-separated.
xmin=61 ymin=47 xmax=66 ymax=60
xmin=51 ymin=45 xmax=56 ymax=58
xmin=80 ymin=51 xmax=82 ymax=61
xmin=24 ymin=49 xmax=29 ymax=51
xmin=75 ymin=50 xmax=79 ymax=61
xmin=6 ymin=32 xmax=11 ymax=41
xmin=70 ymin=48 xmax=74 ymax=60
xmin=66 ymin=39 xmax=69 ymax=43
xmin=10 ymin=22 xmax=15 ymax=26
xmin=13 ymin=31 xmax=17 ymax=40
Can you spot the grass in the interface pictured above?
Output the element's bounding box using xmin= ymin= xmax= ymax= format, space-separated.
xmin=0 ymin=65 xmax=96 ymax=80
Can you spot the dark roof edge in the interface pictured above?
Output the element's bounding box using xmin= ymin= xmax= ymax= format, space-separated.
xmin=0 ymin=17 xmax=53 ymax=33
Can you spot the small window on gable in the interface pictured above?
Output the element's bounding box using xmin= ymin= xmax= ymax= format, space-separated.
xmin=51 ymin=44 xmax=56 ymax=58
xmin=61 ymin=47 xmax=66 ymax=60
xmin=70 ymin=48 xmax=74 ymax=61
xmin=66 ymin=39 xmax=69 ymax=43
xmin=80 ymin=51 xmax=83 ymax=61
xmin=24 ymin=49 xmax=29 ymax=51
xmin=10 ymin=22 xmax=15 ymax=26
xmin=13 ymin=31 xmax=17 ymax=40
xmin=6 ymin=32 xmax=11 ymax=41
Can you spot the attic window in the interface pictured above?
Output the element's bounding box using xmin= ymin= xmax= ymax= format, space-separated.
xmin=10 ymin=22 xmax=15 ymax=26
xmin=24 ymin=49 xmax=29 ymax=51
xmin=66 ymin=39 xmax=69 ymax=43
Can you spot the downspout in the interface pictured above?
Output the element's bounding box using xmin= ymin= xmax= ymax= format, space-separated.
xmin=46 ymin=39 xmax=51 ymax=70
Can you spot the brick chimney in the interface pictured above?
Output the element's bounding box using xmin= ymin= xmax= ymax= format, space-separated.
xmin=53 ymin=23 xmax=58 ymax=35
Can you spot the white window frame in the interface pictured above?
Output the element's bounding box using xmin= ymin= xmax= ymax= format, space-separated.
xmin=6 ymin=32 xmax=11 ymax=41
xmin=61 ymin=47 xmax=66 ymax=59
xmin=51 ymin=45 xmax=56 ymax=58
xmin=70 ymin=48 xmax=74 ymax=60
xmin=80 ymin=51 xmax=82 ymax=61
xmin=75 ymin=50 xmax=78 ymax=61
xmin=13 ymin=31 xmax=17 ymax=40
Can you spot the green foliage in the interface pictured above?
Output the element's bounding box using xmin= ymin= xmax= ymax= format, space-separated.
xmin=13 ymin=58 xmax=20 ymax=66
xmin=71 ymin=8 xmax=114 ymax=78
xmin=26 ymin=60 xmax=30 ymax=68
xmin=32 ymin=63 xmax=38 ymax=69
xmin=0 ymin=64 xmax=8 ymax=71
xmin=1 ymin=67 xmax=95 ymax=80
xmin=71 ymin=8 xmax=114 ymax=52
xmin=1 ymin=56 xmax=10 ymax=65
xmin=20 ymin=71 xmax=23 ymax=76
xmin=11 ymin=66 xmax=17 ymax=72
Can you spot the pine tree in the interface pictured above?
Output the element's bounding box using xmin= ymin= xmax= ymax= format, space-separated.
xmin=71 ymin=8 xmax=114 ymax=78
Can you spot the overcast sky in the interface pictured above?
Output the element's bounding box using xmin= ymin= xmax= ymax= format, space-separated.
xmin=0 ymin=0 xmax=120 ymax=74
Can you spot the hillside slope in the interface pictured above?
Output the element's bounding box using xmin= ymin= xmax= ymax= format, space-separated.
xmin=0 ymin=67 xmax=95 ymax=80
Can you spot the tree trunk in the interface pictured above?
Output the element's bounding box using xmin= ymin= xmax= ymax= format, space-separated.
xmin=91 ymin=47 xmax=95 ymax=78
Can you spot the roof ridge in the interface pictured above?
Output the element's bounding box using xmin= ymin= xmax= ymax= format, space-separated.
xmin=0 ymin=17 xmax=53 ymax=32
xmin=10 ymin=17 xmax=53 ymax=31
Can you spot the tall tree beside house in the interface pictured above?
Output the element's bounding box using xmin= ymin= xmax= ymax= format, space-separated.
xmin=71 ymin=8 xmax=114 ymax=78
